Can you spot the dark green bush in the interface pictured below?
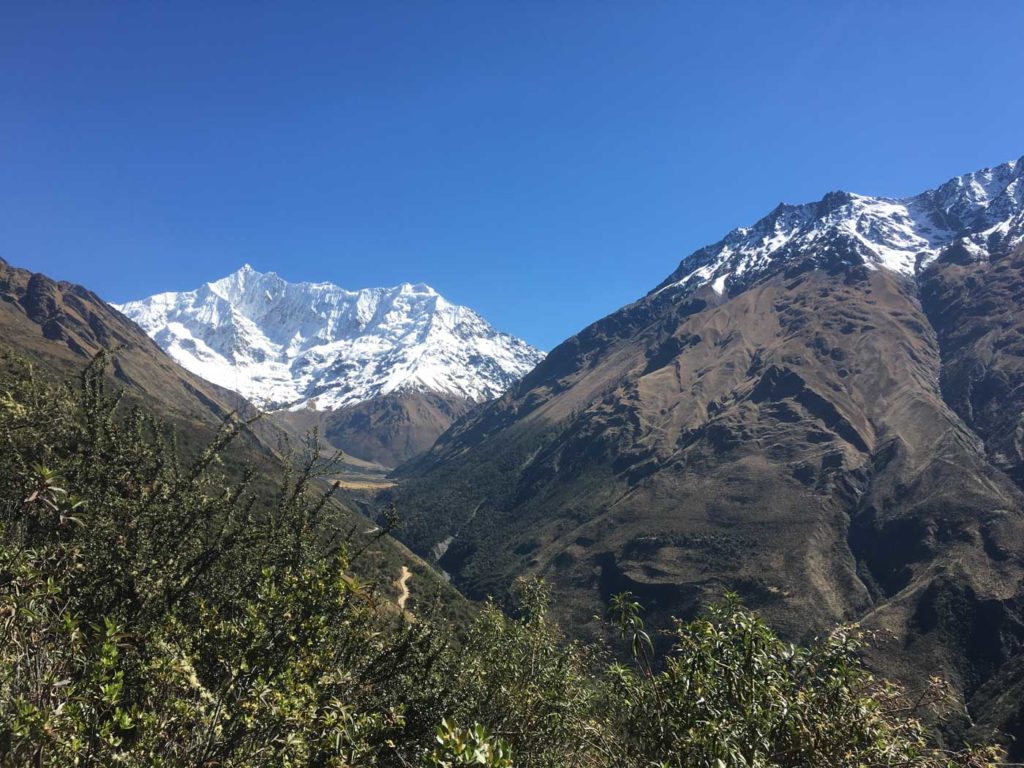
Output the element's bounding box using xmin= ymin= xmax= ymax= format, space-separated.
xmin=0 ymin=351 xmax=1001 ymax=766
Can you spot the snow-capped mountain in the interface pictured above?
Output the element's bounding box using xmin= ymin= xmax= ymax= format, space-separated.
xmin=390 ymin=155 xmax=1024 ymax=749
xmin=115 ymin=266 xmax=544 ymax=411
xmin=656 ymin=155 xmax=1024 ymax=297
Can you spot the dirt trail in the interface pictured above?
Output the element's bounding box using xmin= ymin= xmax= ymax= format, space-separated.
xmin=394 ymin=565 xmax=412 ymax=611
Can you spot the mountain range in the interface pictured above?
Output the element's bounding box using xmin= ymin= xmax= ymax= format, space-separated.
xmin=390 ymin=156 xmax=1024 ymax=752
xmin=115 ymin=266 xmax=543 ymax=465
xmin=4 ymin=154 xmax=1024 ymax=754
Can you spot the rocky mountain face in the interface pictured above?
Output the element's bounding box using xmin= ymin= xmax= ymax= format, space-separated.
xmin=116 ymin=266 xmax=543 ymax=465
xmin=0 ymin=256 xmax=266 ymax=449
xmin=391 ymin=157 xmax=1024 ymax=752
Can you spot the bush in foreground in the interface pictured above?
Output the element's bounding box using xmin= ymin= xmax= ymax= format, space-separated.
xmin=0 ymin=351 xmax=1001 ymax=766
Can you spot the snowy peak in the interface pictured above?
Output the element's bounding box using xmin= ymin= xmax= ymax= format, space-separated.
xmin=115 ymin=267 xmax=544 ymax=411
xmin=656 ymin=156 xmax=1024 ymax=297
xmin=927 ymin=156 xmax=1024 ymax=230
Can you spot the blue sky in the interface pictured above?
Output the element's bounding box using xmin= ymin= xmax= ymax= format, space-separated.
xmin=2 ymin=1 xmax=1023 ymax=350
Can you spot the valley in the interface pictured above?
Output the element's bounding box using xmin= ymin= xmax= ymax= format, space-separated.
xmin=3 ymin=154 xmax=1023 ymax=760
xmin=6 ymin=4 xmax=1023 ymax=762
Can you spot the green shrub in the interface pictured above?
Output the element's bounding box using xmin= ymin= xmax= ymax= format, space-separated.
xmin=0 ymin=350 xmax=1002 ymax=766
xmin=427 ymin=719 xmax=512 ymax=767
xmin=607 ymin=592 xmax=1001 ymax=768
xmin=0 ymin=352 xmax=453 ymax=765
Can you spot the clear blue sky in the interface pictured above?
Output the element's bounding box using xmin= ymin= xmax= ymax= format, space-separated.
xmin=2 ymin=1 xmax=1022 ymax=350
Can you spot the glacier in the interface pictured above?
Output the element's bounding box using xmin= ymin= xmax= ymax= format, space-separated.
xmin=115 ymin=266 xmax=545 ymax=411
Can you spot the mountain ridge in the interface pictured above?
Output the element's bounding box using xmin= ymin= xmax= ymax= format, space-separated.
xmin=115 ymin=265 xmax=544 ymax=412
xmin=116 ymin=265 xmax=545 ymax=464
xmin=653 ymin=155 xmax=1024 ymax=298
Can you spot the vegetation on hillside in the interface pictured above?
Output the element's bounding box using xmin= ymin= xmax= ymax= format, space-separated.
xmin=0 ymin=351 xmax=1001 ymax=766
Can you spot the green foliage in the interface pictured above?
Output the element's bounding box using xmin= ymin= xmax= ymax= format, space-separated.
xmin=443 ymin=579 xmax=611 ymax=767
xmin=0 ymin=349 xmax=1003 ymax=766
xmin=606 ymin=593 xmax=1001 ymax=768
xmin=0 ymin=352 xmax=453 ymax=765
xmin=427 ymin=720 xmax=512 ymax=767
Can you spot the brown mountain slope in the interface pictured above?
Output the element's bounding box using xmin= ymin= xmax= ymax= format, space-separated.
xmin=0 ymin=255 xmax=268 ymax=453
xmin=271 ymin=390 xmax=473 ymax=467
xmin=919 ymin=216 xmax=1024 ymax=486
xmin=390 ymin=217 xmax=1024 ymax=747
